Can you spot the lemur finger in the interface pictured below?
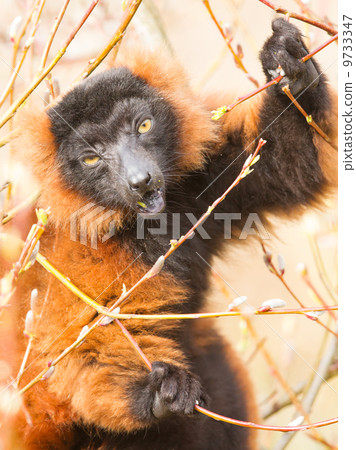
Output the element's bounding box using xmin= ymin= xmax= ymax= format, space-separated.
xmin=261 ymin=18 xmax=320 ymax=96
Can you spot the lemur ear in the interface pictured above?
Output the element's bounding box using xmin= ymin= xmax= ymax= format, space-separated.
xmin=13 ymin=104 xmax=58 ymax=175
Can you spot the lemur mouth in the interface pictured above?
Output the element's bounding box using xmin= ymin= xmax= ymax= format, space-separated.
xmin=136 ymin=188 xmax=165 ymax=215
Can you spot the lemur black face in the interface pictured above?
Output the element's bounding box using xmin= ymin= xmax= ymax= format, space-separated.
xmin=47 ymin=67 xmax=180 ymax=215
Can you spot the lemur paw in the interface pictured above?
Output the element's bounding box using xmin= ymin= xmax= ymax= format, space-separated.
xmin=260 ymin=18 xmax=320 ymax=96
xmin=132 ymin=362 xmax=209 ymax=422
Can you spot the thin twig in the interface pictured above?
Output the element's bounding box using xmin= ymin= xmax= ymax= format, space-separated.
xmin=0 ymin=0 xmax=47 ymax=108
xmin=18 ymin=251 xmax=342 ymax=321
xmin=258 ymin=0 xmax=337 ymax=35
xmin=282 ymin=85 xmax=335 ymax=148
xmin=196 ymin=405 xmax=337 ymax=431
xmin=261 ymin=244 xmax=338 ymax=337
xmin=273 ymin=333 xmax=338 ymax=449
xmin=243 ymin=314 xmax=327 ymax=444
xmin=15 ymin=337 xmax=34 ymax=388
xmin=300 ymin=33 xmax=338 ymax=63
xmin=0 ymin=0 xmax=101 ymax=129
xmin=202 ymin=0 xmax=259 ymax=88
xmin=75 ymin=0 xmax=143 ymax=82
xmin=0 ymin=208 xmax=49 ymax=310
xmin=1 ymin=191 xmax=40 ymax=225
xmin=115 ymin=319 xmax=152 ymax=370
xmin=37 ymin=0 xmax=71 ymax=73
xmin=299 ymin=268 xmax=337 ymax=321
xmin=308 ymin=234 xmax=338 ymax=303
xmin=9 ymin=0 xmax=42 ymax=104
xmin=261 ymin=365 xmax=337 ymax=419
xmin=212 ymin=32 xmax=338 ymax=119
xmin=0 ymin=129 xmax=19 ymax=149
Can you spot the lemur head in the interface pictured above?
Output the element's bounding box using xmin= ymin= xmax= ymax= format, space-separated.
xmin=48 ymin=67 xmax=181 ymax=215
xmin=14 ymin=51 xmax=218 ymax=230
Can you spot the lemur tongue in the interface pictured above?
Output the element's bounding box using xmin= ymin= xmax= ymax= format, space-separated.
xmin=136 ymin=189 xmax=165 ymax=215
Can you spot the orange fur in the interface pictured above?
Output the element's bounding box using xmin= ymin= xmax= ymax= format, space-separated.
xmin=11 ymin=229 xmax=188 ymax=436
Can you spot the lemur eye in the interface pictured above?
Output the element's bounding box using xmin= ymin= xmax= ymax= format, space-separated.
xmin=138 ymin=119 xmax=152 ymax=134
xmin=83 ymin=155 xmax=100 ymax=166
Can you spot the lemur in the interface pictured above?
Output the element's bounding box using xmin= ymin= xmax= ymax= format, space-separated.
xmin=1 ymin=18 xmax=337 ymax=449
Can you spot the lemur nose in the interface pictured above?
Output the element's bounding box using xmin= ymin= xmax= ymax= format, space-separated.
xmin=128 ymin=171 xmax=152 ymax=193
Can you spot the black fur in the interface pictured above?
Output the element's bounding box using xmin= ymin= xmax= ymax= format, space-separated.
xmin=46 ymin=19 xmax=332 ymax=449
xmin=48 ymin=68 xmax=179 ymax=212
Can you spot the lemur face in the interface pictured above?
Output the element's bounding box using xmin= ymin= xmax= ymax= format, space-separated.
xmin=48 ymin=68 xmax=180 ymax=215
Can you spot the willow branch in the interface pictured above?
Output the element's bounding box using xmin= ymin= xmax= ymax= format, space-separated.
xmin=211 ymin=274 xmax=331 ymax=445
xmin=308 ymin=234 xmax=338 ymax=303
xmin=273 ymin=333 xmax=338 ymax=449
xmin=0 ymin=0 xmax=47 ymax=108
xmin=0 ymin=0 xmax=100 ymax=129
xmin=243 ymin=313 xmax=326 ymax=443
xmin=0 ymin=129 xmax=19 ymax=149
xmin=0 ymin=208 xmax=49 ymax=309
xmin=212 ymin=30 xmax=338 ymax=119
xmin=261 ymin=244 xmax=338 ymax=338
xmin=300 ymin=33 xmax=338 ymax=62
xmin=37 ymin=0 xmax=71 ymax=73
xmin=74 ymin=0 xmax=143 ymax=82
xmin=17 ymin=251 xmax=342 ymax=321
xmin=282 ymin=85 xmax=336 ymax=149
xmin=299 ymin=268 xmax=337 ymax=321
xmin=9 ymin=0 xmax=42 ymax=104
xmin=258 ymin=0 xmax=337 ymax=35
xmin=196 ymin=405 xmax=336 ymax=431
xmin=202 ymin=0 xmax=259 ymax=88
xmin=115 ymin=319 xmax=152 ymax=370
xmin=1 ymin=191 xmax=40 ymax=225
xmin=15 ymin=336 xmax=34 ymax=389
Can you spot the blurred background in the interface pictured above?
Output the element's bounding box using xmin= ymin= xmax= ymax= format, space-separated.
xmin=0 ymin=1 xmax=338 ymax=449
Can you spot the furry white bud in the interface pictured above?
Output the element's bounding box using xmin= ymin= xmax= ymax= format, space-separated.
xmin=30 ymin=289 xmax=38 ymax=311
xmin=75 ymin=325 xmax=89 ymax=347
xmin=27 ymin=241 xmax=40 ymax=269
xmin=41 ymin=366 xmax=55 ymax=381
xmin=288 ymin=416 xmax=304 ymax=427
xmin=100 ymin=307 xmax=120 ymax=326
xmin=277 ymin=254 xmax=286 ymax=275
xmin=261 ymin=299 xmax=286 ymax=309
xmin=24 ymin=310 xmax=34 ymax=336
xmin=9 ymin=16 xmax=22 ymax=42
xmin=228 ymin=296 xmax=247 ymax=311
xmin=146 ymin=256 xmax=165 ymax=279
xmin=296 ymin=262 xmax=307 ymax=276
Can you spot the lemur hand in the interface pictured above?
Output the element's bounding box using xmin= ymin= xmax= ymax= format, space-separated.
xmin=260 ymin=18 xmax=320 ymax=96
xmin=132 ymin=362 xmax=209 ymax=421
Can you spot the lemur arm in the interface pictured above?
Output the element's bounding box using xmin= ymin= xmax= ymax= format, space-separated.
xmin=200 ymin=19 xmax=337 ymax=219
